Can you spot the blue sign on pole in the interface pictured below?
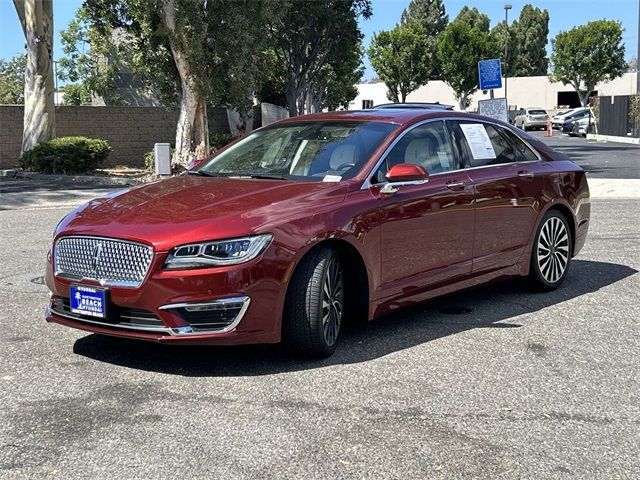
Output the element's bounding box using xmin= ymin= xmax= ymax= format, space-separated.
xmin=478 ymin=59 xmax=503 ymax=90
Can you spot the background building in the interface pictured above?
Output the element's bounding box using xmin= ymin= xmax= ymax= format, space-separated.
xmin=350 ymin=72 xmax=638 ymax=111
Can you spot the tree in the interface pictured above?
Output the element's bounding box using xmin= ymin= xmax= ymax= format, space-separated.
xmin=550 ymin=20 xmax=626 ymax=106
xmin=62 ymin=83 xmax=92 ymax=105
xmin=86 ymin=0 xmax=276 ymax=167
xmin=400 ymin=0 xmax=448 ymax=36
xmin=0 ymin=54 xmax=27 ymax=104
xmin=267 ymin=0 xmax=371 ymax=116
xmin=400 ymin=0 xmax=448 ymax=79
xmin=58 ymin=6 xmax=123 ymax=105
xmin=454 ymin=6 xmax=489 ymax=33
xmin=368 ymin=25 xmax=431 ymax=103
xmin=309 ymin=42 xmax=365 ymax=112
xmin=437 ymin=21 xmax=498 ymax=109
xmin=490 ymin=21 xmax=518 ymax=77
xmin=13 ymin=0 xmax=55 ymax=153
xmin=514 ymin=5 xmax=549 ymax=76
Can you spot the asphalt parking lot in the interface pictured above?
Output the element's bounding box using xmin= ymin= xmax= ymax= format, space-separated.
xmin=1 ymin=149 xmax=639 ymax=478
xmin=529 ymin=130 xmax=640 ymax=179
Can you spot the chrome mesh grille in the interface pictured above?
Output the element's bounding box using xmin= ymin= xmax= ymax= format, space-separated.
xmin=54 ymin=236 xmax=153 ymax=287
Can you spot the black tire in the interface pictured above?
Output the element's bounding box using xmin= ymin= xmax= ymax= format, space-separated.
xmin=282 ymin=247 xmax=344 ymax=358
xmin=526 ymin=210 xmax=573 ymax=291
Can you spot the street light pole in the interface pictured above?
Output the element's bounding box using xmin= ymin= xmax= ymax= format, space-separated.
xmin=636 ymin=0 xmax=639 ymax=94
xmin=504 ymin=4 xmax=512 ymax=107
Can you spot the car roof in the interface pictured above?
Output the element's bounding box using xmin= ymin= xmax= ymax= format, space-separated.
xmin=275 ymin=109 xmax=505 ymax=128
xmin=372 ymin=102 xmax=455 ymax=111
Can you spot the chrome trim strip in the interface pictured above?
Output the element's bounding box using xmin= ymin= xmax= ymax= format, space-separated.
xmin=461 ymin=159 xmax=542 ymax=173
xmin=360 ymin=116 xmax=543 ymax=190
xmin=380 ymin=179 xmax=427 ymax=194
xmin=159 ymin=296 xmax=251 ymax=335
xmin=54 ymin=272 xmax=141 ymax=288
xmin=49 ymin=307 xmax=174 ymax=334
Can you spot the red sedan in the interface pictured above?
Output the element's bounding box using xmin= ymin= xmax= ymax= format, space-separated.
xmin=46 ymin=109 xmax=590 ymax=357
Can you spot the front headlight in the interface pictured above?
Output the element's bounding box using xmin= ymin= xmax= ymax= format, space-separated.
xmin=163 ymin=234 xmax=273 ymax=269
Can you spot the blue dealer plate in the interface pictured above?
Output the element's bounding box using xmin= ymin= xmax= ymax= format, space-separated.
xmin=70 ymin=285 xmax=107 ymax=318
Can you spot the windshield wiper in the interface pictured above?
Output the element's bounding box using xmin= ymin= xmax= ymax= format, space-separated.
xmin=246 ymin=173 xmax=290 ymax=180
xmin=224 ymin=172 xmax=290 ymax=180
xmin=188 ymin=170 xmax=217 ymax=177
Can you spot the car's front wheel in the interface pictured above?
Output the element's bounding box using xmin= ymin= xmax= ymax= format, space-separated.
xmin=282 ymin=246 xmax=344 ymax=358
xmin=527 ymin=210 xmax=572 ymax=290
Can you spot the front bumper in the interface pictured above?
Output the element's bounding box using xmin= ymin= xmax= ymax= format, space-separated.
xmin=45 ymin=247 xmax=288 ymax=345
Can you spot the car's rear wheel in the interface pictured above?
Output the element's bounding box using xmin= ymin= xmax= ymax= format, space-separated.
xmin=282 ymin=246 xmax=344 ymax=358
xmin=527 ymin=211 xmax=572 ymax=291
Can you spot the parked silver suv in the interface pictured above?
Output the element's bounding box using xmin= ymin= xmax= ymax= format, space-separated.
xmin=514 ymin=108 xmax=549 ymax=131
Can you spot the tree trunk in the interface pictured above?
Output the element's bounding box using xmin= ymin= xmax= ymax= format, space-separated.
xmin=580 ymin=89 xmax=593 ymax=107
xmin=286 ymin=79 xmax=300 ymax=117
xmin=161 ymin=0 xmax=208 ymax=168
xmin=297 ymin=89 xmax=306 ymax=116
xmin=458 ymin=93 xmax=468 ymax=111
xmin=16 ymin=0 xmax=55 ymax=154
xmin=387 ymin=86 xmax=399 ymax=103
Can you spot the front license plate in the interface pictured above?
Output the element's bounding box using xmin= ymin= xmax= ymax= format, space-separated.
xmin=70 ymin=285 xmax=107 ymax=318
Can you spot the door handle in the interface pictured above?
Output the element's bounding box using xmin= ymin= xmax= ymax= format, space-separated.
xmin=518 ymin=170 xmax=534 ymax=179
xmin=445 ymin=180 xmax=466 ymax=190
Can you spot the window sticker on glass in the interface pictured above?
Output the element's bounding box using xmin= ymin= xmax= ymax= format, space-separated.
xmin=323 ymin=174 xmax=342 ymax=182
xmin=460 ymin=123 xmax=496 ymax=160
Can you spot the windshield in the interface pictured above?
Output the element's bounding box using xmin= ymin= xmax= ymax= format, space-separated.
xmin=199 ymin=121 xmax=396 ymax=181
xmin=528 ymin=109 xmax=547 ymax=115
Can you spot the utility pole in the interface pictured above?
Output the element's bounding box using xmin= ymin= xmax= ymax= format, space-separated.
xmin=504 ymin=4 xmax=512 ymax=105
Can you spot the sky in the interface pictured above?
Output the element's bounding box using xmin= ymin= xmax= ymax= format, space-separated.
xmin=1 ymin=0 xmax=638 ymax=81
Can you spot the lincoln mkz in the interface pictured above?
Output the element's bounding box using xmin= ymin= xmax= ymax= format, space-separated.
xmin=46 ymin=109 xmax=590 ymax=357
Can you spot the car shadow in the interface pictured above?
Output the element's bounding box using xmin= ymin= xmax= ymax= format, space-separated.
xmin=73 ymin=259 xmax=637 ymax=376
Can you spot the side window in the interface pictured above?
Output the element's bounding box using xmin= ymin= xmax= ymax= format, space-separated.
xmin=458 ymin=122 xmax=517 ymax=167
xmin=372 ymin=121 xmax=457 ymax=183
xmin=500 ymin=128 xmax=539 ymax=162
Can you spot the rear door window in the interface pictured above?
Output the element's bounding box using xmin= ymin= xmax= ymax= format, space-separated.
xmin=456 ymin=122 xmax=517 ymax=167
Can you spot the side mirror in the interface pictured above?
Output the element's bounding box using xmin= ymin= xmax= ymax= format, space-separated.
xmin=380 ymin=164 xmax=428 ymax=194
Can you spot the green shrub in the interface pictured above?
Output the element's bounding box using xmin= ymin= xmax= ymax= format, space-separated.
xmin=144 ymin=150 xmax=154 ymax=170
xmin=20 ymin=136 xmax=111 ymax=174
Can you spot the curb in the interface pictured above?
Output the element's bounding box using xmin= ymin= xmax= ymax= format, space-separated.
xmin=12 ymin=170 xmax=144 ymax=187
xmin=586 ymin=134 xmax=640 ymax=145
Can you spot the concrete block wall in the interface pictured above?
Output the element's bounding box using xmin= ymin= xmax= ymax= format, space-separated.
xmin=0 ymin=106 xmax=229 ymax=169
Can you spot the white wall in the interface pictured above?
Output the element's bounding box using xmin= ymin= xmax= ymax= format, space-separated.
xmin=349 ymin=72 xmax=638 ymax=112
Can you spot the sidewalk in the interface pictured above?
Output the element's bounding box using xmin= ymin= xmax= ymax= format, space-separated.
xmin=588 ymin=178 xmax=640 ymax=199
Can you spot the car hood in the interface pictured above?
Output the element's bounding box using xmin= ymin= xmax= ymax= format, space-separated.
xmin=57 ymin=175 xmax=348 ymax=251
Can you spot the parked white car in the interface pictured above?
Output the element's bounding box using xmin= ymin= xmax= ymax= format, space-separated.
xmin=551 ymin=107 xmax=589 ymax=130
xmin=514 ymin=108 xmax=549 ymax=131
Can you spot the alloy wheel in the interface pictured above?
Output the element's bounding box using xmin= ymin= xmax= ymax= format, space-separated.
xmin=322 ymin=257 xmax=344 ymax=346
xmin=537 ymin=216 xmax=570 ymax=284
